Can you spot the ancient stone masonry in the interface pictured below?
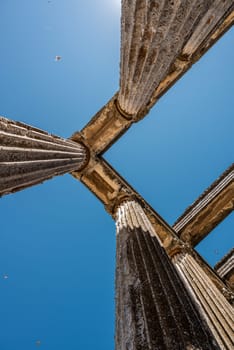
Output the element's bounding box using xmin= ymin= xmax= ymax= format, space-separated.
xmin=173 ymin=164 xmax=234 ymax=246
xmin=215 ymin=248 xmax=234 ymax=292
xmin=72 ymin=157 xmax=232 ymax=302
xmin=115 ymin=200 xmax=219 ymax=350
xmin=72 ymin=2 xmax=234 ymax=153
xmin=173 ymin=252 xmax=234 ymax=349
xmin=118 ymin=0 xmax=234 ymax=117
xmin=0 ymin=116 xmax=88 ymax=196
xmin=1 ymin=1 xmax=233 ymax=349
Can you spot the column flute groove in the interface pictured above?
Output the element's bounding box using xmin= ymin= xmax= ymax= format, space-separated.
xmin=173 ymin=252 xmax=234 ymax=349
xmin=115 ymin=200 xmax=219 ymax=350
xmin=118 ymin=0 xmax=234 ymax=117
xmin=0 ymin=116 xmax=88 ymax=196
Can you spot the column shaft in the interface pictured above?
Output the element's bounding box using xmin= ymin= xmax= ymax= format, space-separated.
xmin=115 ymin=200 xmax=219 ymax=350
xmin=118 ymin=0 xmax=232 ymax=116
xmin=0 ymin=116 xmax=88 ymax=195
xmin=173 ymin=253 xmax=234 ymax=349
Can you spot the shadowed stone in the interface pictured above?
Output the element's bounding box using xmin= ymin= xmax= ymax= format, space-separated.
xmin=0 ymin=116 xmax=88 ymax=196
xmin=115 ymin=200 xmax=219 ymax=349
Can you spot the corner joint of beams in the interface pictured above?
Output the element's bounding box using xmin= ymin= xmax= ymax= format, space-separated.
xmin=167 ymin=241 xmax=191 ymax=259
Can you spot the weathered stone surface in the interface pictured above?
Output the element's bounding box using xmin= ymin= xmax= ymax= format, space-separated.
xmin=115 ymin=201 xmax=219 ymax=350
xmin=174 ymin=252 xmax=234 ymax=349
xmin=173 ymin=164 xmax=234 ymax=246
xmin=71 ymin=95 xmax=133 ymax=155
xmin=71 ymin=156 xmax=233 ymax=303
xmin=143 ymin=4 xmax=234 ymax=118
xmin=118 ymin=0 xmax=234 ymax=116
xmin=215 ymin=248 xmax=234 ymax=292
xmin=0 ymin=116 xmax=88 ymax=195
xmin=77 ymin=3 xmax=233 ymax=155
xmin=71 ymin=155 xmax=177 ymax=246
xmin=0 ymin=2 xmax=233 ymax=348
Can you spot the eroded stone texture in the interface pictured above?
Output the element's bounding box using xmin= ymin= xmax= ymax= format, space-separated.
xmin=72 ymin=156 xmax=232 ymax=302
xmin=73 ymin=4 xmax=233 ymax=154
xmin=173 ymin=252 xmax=234 ymax=349
xmin=118 ymin=0 xmax=234 ymax=116
xmin=71 ymin=95 xmax=133 ymax=155
xmin=173 ymin=164 xmax=234 ymax=246
xmin=115 ymin=200 xmax=219 ymax=350
xmin=0 ymin=116 xmax=88 ymax=195
xmin=215 ymin=249 xmax=234 ymax=292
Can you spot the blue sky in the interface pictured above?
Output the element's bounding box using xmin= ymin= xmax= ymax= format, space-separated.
xmin=0 ymin=1 xmax=233 ymax=349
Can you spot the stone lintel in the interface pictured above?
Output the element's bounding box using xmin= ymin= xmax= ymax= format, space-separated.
xmin=71 ymin=155 xmax=177 ymax=249
xmin=173 ymin=164 xmax=234 ymax=246
xmin=71 ymin=95 xmax=134 ymax=155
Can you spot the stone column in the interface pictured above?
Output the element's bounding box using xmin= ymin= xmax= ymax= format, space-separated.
xmin=215 ymin=248 xmax=234 ymax=292
xmin=0 ymin=116 xmax=88 ymax=196
xmin=115 ymin=200 xmax=219 ymax=350
xmin=118 ymin=0 xmax=214 ymax=116
xmin=173 ymin=252 xmax=234 ymax=350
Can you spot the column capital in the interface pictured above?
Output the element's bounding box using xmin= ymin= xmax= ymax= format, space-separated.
xmin=114 ymin=98 xmax=135 ymax=121
xmin=108 ymin=194 xmax=138 ymax=218
xmin=69 ymin=133 xmax=90 ymax=170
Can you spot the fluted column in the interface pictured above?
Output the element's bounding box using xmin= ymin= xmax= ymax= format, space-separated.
xmin=215 ymin=248 xmax=234 ymax=292
xmin=0 ymin=116 xmax=88 ymax=196
xmin=115 ymin=200 xmax=218 ymax=350
xmin=173 ymin=252 xmax=234 ymax=350
xmin=118 ymin=0 xmax=229 ymax=116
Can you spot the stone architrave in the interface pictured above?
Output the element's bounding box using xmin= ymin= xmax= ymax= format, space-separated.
xmin=115 ymin=200 xmax=219 ymax=350
xmin=173 ymin=252 xmax=234 ymax=349
xmin=0 ymin=116 xmax=88 ymax=196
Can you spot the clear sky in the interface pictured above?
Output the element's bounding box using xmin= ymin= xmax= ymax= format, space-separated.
xmin=0 ymin=1 xmax=233 ymax=349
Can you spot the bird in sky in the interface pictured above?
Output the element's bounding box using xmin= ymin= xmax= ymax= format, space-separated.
xmin=54 ymin=55 xmax=61 ymax=62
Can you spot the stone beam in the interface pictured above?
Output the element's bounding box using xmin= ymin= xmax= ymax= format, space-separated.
xmin=0 ymin=116 xmax=88 ymax=196
xmin=71 ymin=153 xmax=233 ymax=302
xmin=70 ymin=149 xmax=177 ymax=249
xmin=74 ymin=2 xmax=234 ymax=155
xmin=173 ymin=164 xmax=234 ymax=246
xmin=72 ymin=95 xmax=133 ymax=155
